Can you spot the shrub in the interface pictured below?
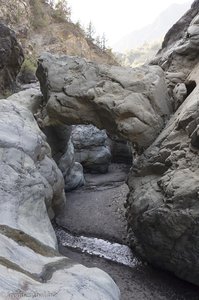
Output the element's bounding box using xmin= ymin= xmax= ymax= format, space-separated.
xmin=18 ymin=57 xmax=37 ymax=84
xmin=52 ymin=0 xmax=71 ymax=22
xmin=29 ymin=0 xmax=48 ymax=29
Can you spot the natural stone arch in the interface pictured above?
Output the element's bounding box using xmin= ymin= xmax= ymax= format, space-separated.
xmin=36 ymin=53 xmax=172 ymax=149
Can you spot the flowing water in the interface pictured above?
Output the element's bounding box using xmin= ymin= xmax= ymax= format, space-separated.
xmin=55 ymin=224 xmax=199 ymax=300
xmin=54 ymin=164 xmax=199 ymax=300
xmin=55 ymin=224 xmax=139 ymax=267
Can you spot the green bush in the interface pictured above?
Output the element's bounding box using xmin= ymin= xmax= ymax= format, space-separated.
xmin=18 ymin=57 xmax=37 ymax=84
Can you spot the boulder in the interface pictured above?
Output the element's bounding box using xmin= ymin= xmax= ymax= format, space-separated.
xmin=36 ymin=53 xmax=172 ymax=149
xmin=0 ymin=93 xmax=120 ymax=299
xmin=43 ymin=124 xmax=85 ymax=191
xmin=72 ymin=125 xmax=111 ymax=173
xmin=7 ymin=88 xmax=85 ymax=192
xmin=0 ymin=22 xmax=24 ymax=93
xmin=125 ymin=63 xmax=199 ymax=286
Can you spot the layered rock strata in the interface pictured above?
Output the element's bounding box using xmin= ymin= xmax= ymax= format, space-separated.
xmin=0 ymin=89 xmax=120 ymax=299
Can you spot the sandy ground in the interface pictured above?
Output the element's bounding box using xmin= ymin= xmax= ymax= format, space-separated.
xmin=60 ymin=246 xmax=199 ymax=300
xmin=56 ymin=164 xmax=130 ymax=244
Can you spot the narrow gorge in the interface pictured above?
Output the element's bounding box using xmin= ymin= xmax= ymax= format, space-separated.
xmin=1 ymin=0 xmax=199 ymax=299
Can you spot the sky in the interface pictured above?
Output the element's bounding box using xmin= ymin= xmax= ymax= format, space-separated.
xmin=67 ymin=0 xmax=192 ymax=48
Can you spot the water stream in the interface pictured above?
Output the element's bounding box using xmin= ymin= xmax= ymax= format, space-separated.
xmin=55 ymin=224 xmax=139 ymax=268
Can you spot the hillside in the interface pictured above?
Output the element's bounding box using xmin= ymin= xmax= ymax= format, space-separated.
xmin=114 ymin=2 xmax=191 ymax=52
xmin=0 ymin=0 xmax=116 ymax=70
xmin=115 ymin=39 xmax=162 ymax=68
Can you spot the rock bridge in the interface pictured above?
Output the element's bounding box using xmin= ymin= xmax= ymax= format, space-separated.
xmin=36 ymin=53 xmax=172 ymax=149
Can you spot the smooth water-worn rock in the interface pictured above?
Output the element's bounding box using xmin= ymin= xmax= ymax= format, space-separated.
xmin=7 ymin=88 xmax=85 ymax=192
xmin=43 ymin=124 xmax=85 ymax=191
xmin=72 ymin=125 xmax=111 ymax=173
xmin=36 ymin=53 xmax=172 ymax=149
xmin=126 ymin=63 xmax=199 ymax=286
xmin=0 ymin=94 xmax=120 ymax=299
xmin=0 ymin=22 xmax=24 ymax=93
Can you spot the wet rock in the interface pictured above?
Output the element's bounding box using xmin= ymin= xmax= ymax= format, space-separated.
xmin=0 ymin=22 xmax=24 ymax=93
xmin=36 ymin=53 xmax=172 ymax=148
xmin=72 ymin=125 xmax=111 ymax=173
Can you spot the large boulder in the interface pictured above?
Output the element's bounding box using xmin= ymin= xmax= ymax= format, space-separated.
xmin=0 ymin=92 xmax=120 ymax=299
xmin=125 ymin=63 xmax=199 ymax=286
xmin=7 ymin=88 xmax=85 ymax=192
xmin=72 ymin=125 xmax=111 ymax=173
xmin=36 ymin=53 xmax=172 ymax=149
xmin=0 ymin=22 xmax=24 ymax=93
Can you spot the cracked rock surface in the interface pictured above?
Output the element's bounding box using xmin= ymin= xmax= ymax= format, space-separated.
xmin=36 ymin=53 xmax=172 ymax=149
xmin=0 ymin=91 xmax=120 ymax=300
xmin=126 ymin=64 xmax=199 ymax=286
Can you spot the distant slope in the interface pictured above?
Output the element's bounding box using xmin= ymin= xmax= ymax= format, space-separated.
xmin=114 ymin=2 xmax=191 ymax=52
xmin=0 ymin=0 xmax=117 ymax=65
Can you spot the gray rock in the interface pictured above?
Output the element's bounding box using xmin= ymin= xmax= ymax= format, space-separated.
xmin=59 ymin=137 xmax=85 ymax=190
xmin=7 ymin=88 xmax=85 ymax=192
xmin=108 ymin=136 xmax=132 ymax=164
xmin=153 ymin=1 xmax=199 ymax=76
xmin=36 ymin=53 xmax=172 ymax=149
xmin=126 ymin=65 xmax=199 ymax=286
xmin=43 ymin=125 xmax=85 ymax=191
xmin=7 ymin=87 xmax=42 ymax=113
xmin=72 ymin=125 xmax=111 ymax=173
xmin=0 ymin=23 xmax=24 ymax=93
xmin=0 ymin=95 xmax=120 ymax=299
xmin=173 ymin=83 xmax=187 ymax=110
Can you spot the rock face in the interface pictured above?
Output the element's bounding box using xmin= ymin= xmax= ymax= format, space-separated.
xmin=0 ymin=91 xmax=120 ymax=299
xmin=152 ymin=0 xmax=199 ymax=103
xmin=108 ymin=137 xmax=132 ymax=164
xmin=125 ymin=4 xmax=199 ymax=286
xmin=36 ymin=53 xmax=172 ymax=149
xmin=35 ymin=12 xmax=199 ymax=285
xmin=72 ymin=125 xmax=111 ymax=173
xmin=0 ymin=22 xmax=24 ymax=93
xmin=43 ymin=125 xmax=85 ymax=191
xmin=126 ymin=65 xmax=199 ymax=285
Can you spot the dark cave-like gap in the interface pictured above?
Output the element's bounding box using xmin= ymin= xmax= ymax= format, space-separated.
xmin=185 ymin=80 xmax=196 ymax=97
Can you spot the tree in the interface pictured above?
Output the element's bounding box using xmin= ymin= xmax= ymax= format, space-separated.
xmin=86 ymin=21 xmax=95 ymax=41
xmin=101 ymin=33 xmax=107 ymax=51
xmin=54 ymin=0 xmax=71 ymax=21
xmin=95 ymin=35 xmax=102 ymax=48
